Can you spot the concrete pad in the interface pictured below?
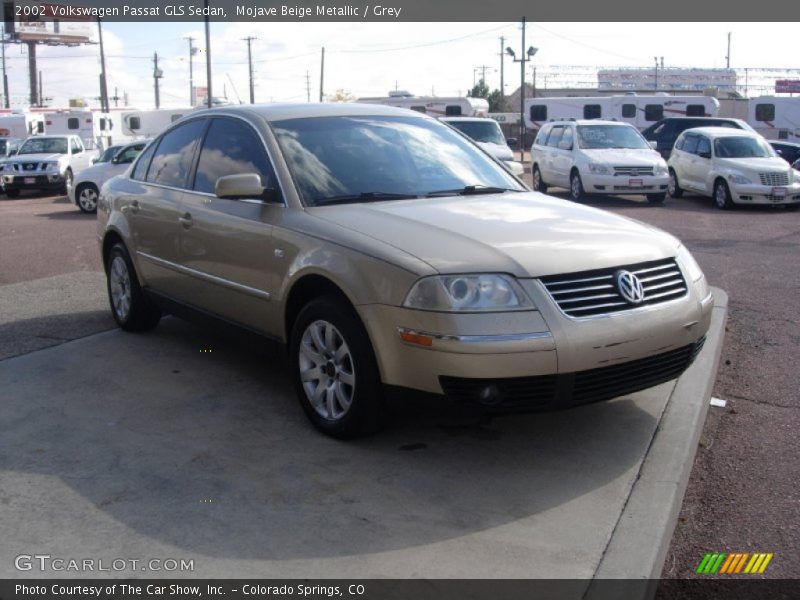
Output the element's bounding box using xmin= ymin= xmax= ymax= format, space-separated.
xmin=0 ymin=289 xmax=727 ymax=581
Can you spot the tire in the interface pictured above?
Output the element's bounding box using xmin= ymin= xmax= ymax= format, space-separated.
xmin=532 ymin=165 xmax=548 ymax=193
xmin=62 ymin=168 xmax=73 ymax=196
xmin=105 ymin=243 xmax=161 ymax=332
xmin=668 ymin=169 xmax=683 ymax=198
xmin=76 ymin=183 xmax=99 ymax=214
xmin=5 ymin=188 xmax=20 ymax=198
xmin=714 ymin=179 xmax=734 ymax=210
xmin=289 ymin=295 xmax=384 ymax=438
xmin=647 ymin=192 xmax=667 ymax=204
xmin=569 ymin=170 xmax=585 ymax=201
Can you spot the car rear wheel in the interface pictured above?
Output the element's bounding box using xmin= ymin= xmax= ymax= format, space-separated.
xmin=668 ymin=169 xmax=683 ymax=198
xmin=105 ymin=243 xmax=162 ymax=331
xmin=290 ymin=296 xmax=384 ymax=438
xmin=76 ymin=183 xmax=99 ymax=213
xmin=569 ymin=170 xmax=585 ymax=201
xmin=532 ymin=165 xmax=548 ymax=193
xmin=714 ymin=179 xmax=734 ymax=210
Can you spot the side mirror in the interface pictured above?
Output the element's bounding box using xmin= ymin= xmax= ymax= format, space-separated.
xmin=775 ymin=149 xmax=783 ymax=156
xmin=649 ymin=140 xmax=658 ymax=150
xmin=215 ymin=173 xmax=280 ymax=203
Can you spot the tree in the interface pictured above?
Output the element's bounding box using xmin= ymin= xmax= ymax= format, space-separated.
xmin=468 ymin=79 xmax=490 ymax=100
xmin=469 ymin=79 xmax=507 ymax=112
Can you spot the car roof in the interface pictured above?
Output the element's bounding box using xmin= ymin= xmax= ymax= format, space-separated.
xmin=439 ymin=117 xmax=493 ymax=122
xmin=678 ymin=126 xmax=757 ymax=138
xmin=769 ymin=140 xmax=800 ymax=148
xmin=547 ymin=119 xmax=634 ymax=127
xmin=189 ymin=102 xmax=433 ymax=123
xmin=662 ymin=117 xmax=742 ymax=122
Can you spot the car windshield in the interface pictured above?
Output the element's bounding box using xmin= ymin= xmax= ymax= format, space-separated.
xmin=447 ymin=120 xmax=507 ymax=146
xmin=714 ymin=136 xmax=775 ymax=158
xmin=97 ymin=146 xmax=122 ymax=163
xmin=18 ymin=137 xmax=68 ymax=154
xmin=577 ymin=125 xmax=650 ymax=150
xmin=273 ymin=115 xmax=524 ymax=206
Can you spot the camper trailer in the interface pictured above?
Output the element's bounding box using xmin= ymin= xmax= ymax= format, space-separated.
xmin=43 ymin=110 xmax=112 ymax=150
xmin=357 ymin=91 xmax=489 ymax=117
xmin=524 ymin=94 xmax=720 ymax=131
xmin=0 ymin=112 xmax=45 ymax=139
xmin=120 ymin=108 xmax=192 ymax=139
xmin=747 ymin=97 xmax=800 ymax=141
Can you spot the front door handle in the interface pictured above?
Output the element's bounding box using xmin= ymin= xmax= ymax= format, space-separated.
xmin=179 ymin=212 xmax=193 ymax=229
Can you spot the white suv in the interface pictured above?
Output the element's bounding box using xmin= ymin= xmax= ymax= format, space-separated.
xmin=668 ymin=127 xmax=800 ymax=210
xmin=531 ymin=120 xmax=670 ymax=204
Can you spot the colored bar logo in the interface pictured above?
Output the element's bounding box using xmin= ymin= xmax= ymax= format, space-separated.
xmin=696 ymin=552 xmax=773 ymax=574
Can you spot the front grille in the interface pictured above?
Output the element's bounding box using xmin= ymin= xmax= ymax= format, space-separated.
xmin=540 ymin=258 xmax=688 ymax=318
xmin=614 ymin=166 xmax=655 ymax=177
xmin=613 ymin=185 xmax=656 ymax=191
xmin=440 ymin=336 xmax=705 ymax=411
xmin=759 ymin=172 xmax=789 ymax=186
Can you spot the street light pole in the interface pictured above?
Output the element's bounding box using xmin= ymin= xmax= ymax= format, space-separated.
xmin=204 ymin=0 xmax=212 ymax=108
xmin=506 ymin=17 xmax=537 ymax=161
xmin=185 ymin=36 xmax=195 ymax=106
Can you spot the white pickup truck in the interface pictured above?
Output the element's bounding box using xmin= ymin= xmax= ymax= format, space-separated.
xmin=0 ymin=134 xmax=98 ymax=198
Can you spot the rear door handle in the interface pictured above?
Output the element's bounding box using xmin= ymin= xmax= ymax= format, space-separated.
xmin=178 ymin=212 xmax=193 ymax=229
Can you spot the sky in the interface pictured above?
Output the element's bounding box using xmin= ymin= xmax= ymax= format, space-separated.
xmin=4 ymin=22 xmax=800 ymax=110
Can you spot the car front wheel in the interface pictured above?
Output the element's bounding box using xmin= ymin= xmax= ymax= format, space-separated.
xmin=668 ymin=169 xmax=683 ymax=198
xmin=76 ymin=183 xmax=99 ymax=213
xmin=62 ymin=168 xmax=73 ymax=196
xmin=714 ymin=179 xmax=733 ymax=210
xmin=290 ymin=296 xmax=384 ymax=438
xmin=569 ymin=170 xmax=585 ymax=201
xmin=532 ymin=165 xmax=548 ymax=193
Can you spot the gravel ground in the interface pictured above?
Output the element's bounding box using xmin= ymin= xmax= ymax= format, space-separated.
xmin=2 ymin=185 xmax=799 ymax=579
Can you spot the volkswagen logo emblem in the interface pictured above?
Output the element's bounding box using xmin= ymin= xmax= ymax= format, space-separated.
xmin=616 ymin=270 xmax=645 ymax=305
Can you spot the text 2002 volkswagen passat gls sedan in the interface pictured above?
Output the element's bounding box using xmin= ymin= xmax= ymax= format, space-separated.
xmin=98 ymin=103 xmax=713 ymax=438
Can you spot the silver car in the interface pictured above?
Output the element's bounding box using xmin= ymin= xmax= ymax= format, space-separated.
xmin=98 ymin=104 xmax=713 ymax=437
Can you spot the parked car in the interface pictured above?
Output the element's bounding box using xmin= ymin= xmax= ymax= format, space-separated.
xmin=440 ymin=116 xmax=524 ymax=176
xmin=668 ymin=127 xmax=800 ymax=209
xmin=531 ymin=119 xmax=670 ymax=203
xmin=98 ymin=104 xmax=713 ymax=438
xmin=0 ymin=134 xmax=98 ymax=197
xmin=769 ymin=141 xmax=800 ymax=166
xmin=69 ymin=140 xmax=150 ymax=213
xmin=641 ymin=117 xmax=754 ymax=159
xmin=793 ymin=158 xmax=800 ymax=171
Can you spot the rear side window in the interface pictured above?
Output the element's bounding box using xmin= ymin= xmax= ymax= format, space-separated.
xmin=193 ymin=118 xmax=274 ymax=194
xmin=621 ymin=104 xmax=636 ymax=118
xmin=755 ymin=104 xmax=775 ymax=122
xmin=674 ymin=136 xmax=684 ymax=151
xmin=583 ymin=104 xmax=602 ymax=119
xmin=645 ymin=105 xmax=664 ymax=121
xmin=530 ymin=105 xmax=547 ymax=122
xmin=445 ymin=105 xmax=462 ymax=116
xmin=686 ymin=105 xmax=706 ymax=117
xmin=146 ymin=119 xmax=207 ymax=188
xmin=682 ymin=134 xmax=699 ymax=154
xmin=545 ymin=126 xmax=563 ymax=147
xmin=131 ymin=142 xmax=157 ymax=181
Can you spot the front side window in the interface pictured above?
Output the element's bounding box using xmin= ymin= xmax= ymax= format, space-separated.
xmin=681 ymin=134 xmax=699 ymax=154
xmin=576 ymin=125 xmax=649 ymax=149
xmin=644 ymin=105 xmax=664 ymax=121
xmin=696 ymin=137 xmax=711 ymax=156
xmin=714 ymin=136 xmax=775 ymax=159
xmin=193 ymin=118 xmax=274 ymax=194
xmin=545 ymin=126 xmax=564 ymax=148
xmin=146 ymin=119 xmax=206 ymax=188
xmin=534 ymin=126 xmax=549 ymax=146
xmin=272 ymin=115 xmax=523 ymax=206
xmin=115 ymin=144 xmax=146 ymax=164
xmin=71 ymin=138 xmax=82 ymax=153
xmin=97 ymin=146 xmax=122 ymax=163
xmin=131 ymin=142 xmax=157 ymax=181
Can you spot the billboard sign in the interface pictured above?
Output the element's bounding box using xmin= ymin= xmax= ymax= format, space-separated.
xmin=775 ymin=80 xmax=800 ymax=94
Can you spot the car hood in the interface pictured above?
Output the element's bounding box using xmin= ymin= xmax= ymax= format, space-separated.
xmin=7 ymin=153 xmax=65 ymax=163
xmin=307 ymin=192 xmax=679 ymax=278
xmin=476 ymin=142 xmax=515 ymax=161
xmin=581 ymin=148 xmax=664 ymax=166
xmin=715 ymin=156 xmax=791 ymax=173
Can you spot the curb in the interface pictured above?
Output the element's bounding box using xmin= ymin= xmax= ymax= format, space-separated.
xmin=587 ymin=287 xmax=729 ymax=595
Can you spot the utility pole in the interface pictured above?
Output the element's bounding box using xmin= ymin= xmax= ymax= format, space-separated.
xmin=38 ymin=70 xmax=42 ymax=107
xmin=474 ymin=64 xmax=492 ymax=87
xmin=1 ymin=26 xmax=9 ymax=109
xmin=305 ymin=71 xmax=311 ymax=102
xmin=153 ymin=52 xmax=162 ymax=109
xmin=27 ymin=42 xmax=38 ymax=107
xmin=654 ymin=56 xmax=659 ymax=91
xmin=499 ymin=36 xmax=505 ymax=102
xmin=97 ymin=18 xmax=109 ymax=112
xmin=243 ymin=36 xmax=256 ymax=103
xmin=726 ymin=32 xmax=731 ymax=68
xmin=204 ymin=0 xmax=212 ymax=108
xmin=319 ymin=46 xmax=325 ymax=102
xmin=185 ymin=36 xmax=196 ymax=106
xmin=112 ymin=86 xmax=120 ymax=107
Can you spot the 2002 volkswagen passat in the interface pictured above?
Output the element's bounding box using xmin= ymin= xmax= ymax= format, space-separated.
xmin=98 ymin=104 xmax=713 ymax=438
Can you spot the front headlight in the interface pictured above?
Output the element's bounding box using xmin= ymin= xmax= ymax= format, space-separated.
xmin=676 ymin=245 xmax=704 ymax=283
xmin=588 ymin=162 xmax=609 ymax=175
xmin=727 ymin=173 xmax=751 ymax=185
xmin=654 ymin=162 xmax=668 ymax=176
xmin=403 ymin=274 xmax=533 ymax=312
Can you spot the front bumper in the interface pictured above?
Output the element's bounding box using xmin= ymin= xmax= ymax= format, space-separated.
xmin=359 ymin=279 xmax=713 ymax=403
xmin=503 ymin=160 xmax=525 ymax=177
xmin=730 ymin=181 xmax=800 ymax=205
xmin=584 ymin=173 xmax=669 ymax=195
xmin=2 ymin=173 xmax=65 ymax=191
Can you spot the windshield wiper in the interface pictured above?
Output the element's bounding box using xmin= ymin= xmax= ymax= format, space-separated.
xmin=425 ymin=185 xmax=520 ymax=197
xmin=313 ymin=191 xmax=420 ymax=206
